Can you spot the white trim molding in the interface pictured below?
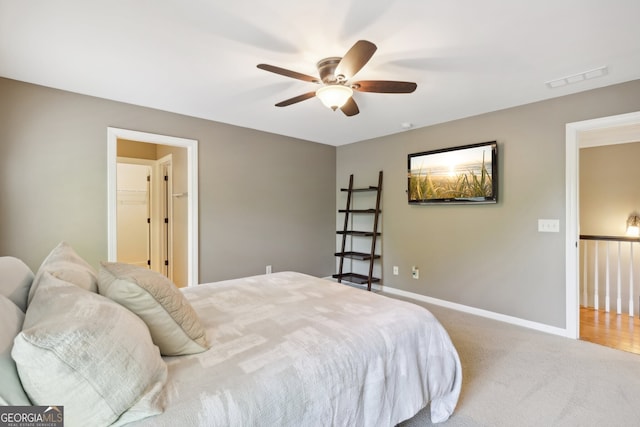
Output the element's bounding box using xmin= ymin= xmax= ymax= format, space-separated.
xmin=107 ymin=127 xmax=199 ymax=286
xmin=565 ymin=111 xmax=640 ymax=339
xmin=380 ymin=285 xmax=569 ymax=337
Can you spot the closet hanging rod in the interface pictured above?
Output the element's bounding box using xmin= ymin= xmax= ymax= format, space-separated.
xmin=117 ymin=189 xmax=147 ymax=193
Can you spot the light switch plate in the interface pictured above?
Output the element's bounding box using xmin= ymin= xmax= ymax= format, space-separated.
xmin=538 ymin=219 xmax=560 ymax=233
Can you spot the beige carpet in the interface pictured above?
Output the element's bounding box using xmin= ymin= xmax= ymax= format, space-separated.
xmin=388 ymin=294 xmax=640 ymax=426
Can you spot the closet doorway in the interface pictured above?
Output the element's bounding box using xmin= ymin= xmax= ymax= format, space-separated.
xmin=116 ymin=154 xmax=173 ymax=280
xmin=107 ymin=127 xmax=199 ymax=287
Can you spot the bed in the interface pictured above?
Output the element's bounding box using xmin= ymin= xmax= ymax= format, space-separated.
xmin=1 ymin=243 xmax=462 ymax=426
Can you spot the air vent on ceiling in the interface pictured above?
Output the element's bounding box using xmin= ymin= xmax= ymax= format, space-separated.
xmin=545 ymin=66 xmax=608 ymax=89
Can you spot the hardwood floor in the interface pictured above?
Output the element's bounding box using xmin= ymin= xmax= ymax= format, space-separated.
xmin=580 ymin=306 xmax=640 ymax=354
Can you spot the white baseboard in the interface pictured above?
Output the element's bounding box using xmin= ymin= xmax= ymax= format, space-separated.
xmin=323 ymin=277 xmax=570 ymax=338
xmin=379 ymin=284 xmax=571 ymax=338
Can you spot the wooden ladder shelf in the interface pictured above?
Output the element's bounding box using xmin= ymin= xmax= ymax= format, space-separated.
xmin=333 ymin=171 xmax=382 ymax=291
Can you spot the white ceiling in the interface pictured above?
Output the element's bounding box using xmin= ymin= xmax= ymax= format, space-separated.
xmin=1 ymin=0 xmax=640 ymax=146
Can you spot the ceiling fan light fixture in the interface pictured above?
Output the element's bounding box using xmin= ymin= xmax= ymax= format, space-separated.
xmin=316 ymin=85 xmax=353 ymax=110
xmin=258 ymin=40 xmax=416 ymax=117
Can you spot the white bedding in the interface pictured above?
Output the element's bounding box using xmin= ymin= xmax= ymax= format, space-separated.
xmin=127 ymin=272 xmax=462 ymax=426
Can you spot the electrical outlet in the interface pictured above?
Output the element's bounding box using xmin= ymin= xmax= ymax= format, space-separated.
xmin=412 ymin=266 xmax=419 ymax=279
xmin=538 ymin=219 xmax=560 ymax=233
xmin=393 ymin=266 xmax=399 ymax=275
xmin=266 ymin=265 xmax=272 ymax=274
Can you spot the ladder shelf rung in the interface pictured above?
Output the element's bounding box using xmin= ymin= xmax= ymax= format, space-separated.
xmin=334 ymin=251 xmax=380 ymax=260
xmin=338 ymin=209 xmax=379 ymax=214
xmin=336 ymin=230 xmax=381 ymax=236
xmin=332 ymin=273 xmax=380 ymax=285
xmin=340 ymin=186 xmax=379 ymax=192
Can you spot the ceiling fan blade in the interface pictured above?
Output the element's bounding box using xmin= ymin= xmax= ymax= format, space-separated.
xmin=335 ymin=40 xmax=377 ymax=80
xmin=352 ymin=80 xmax=417 ymax=93
xmin=275 ymin=91 xmax=317 ymax=107
xmin=257 ymin=64 xmax=320 ymax=83
xmin=340 ymin=97 xmax=359 ymax=116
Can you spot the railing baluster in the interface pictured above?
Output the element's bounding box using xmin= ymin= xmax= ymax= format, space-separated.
xmin=605 ymin=241 xmax=610 ymax=313
xmin=630 ymin=242 xmax=635 ymax=317
xmin=617 ymin=241 xmax=622 ymax=314
xmin=580 ymin=235 xmax=640 ymax=316
xmin=583 ymin=241 xmax=588 ymax=307
xmin=594 ymin=241 xmax=599 ymax=310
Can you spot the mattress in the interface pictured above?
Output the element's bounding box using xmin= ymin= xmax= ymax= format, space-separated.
xmin=126 ymin=272 xmax=462 ymax=426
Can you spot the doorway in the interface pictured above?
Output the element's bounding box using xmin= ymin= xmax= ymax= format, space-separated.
xmin=565 ymin=111 xmax=640 ymax=340
xmin=116 ymin=161 xmax=152 ymax=269
xmin=107 ymin=127 xmax=199 ymax=286
xmin=117 ymin=155 xmax=174 ymax=280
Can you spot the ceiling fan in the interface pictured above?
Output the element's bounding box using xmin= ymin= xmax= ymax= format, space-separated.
xmin=257 ymin=40 xmax=417 ymax=117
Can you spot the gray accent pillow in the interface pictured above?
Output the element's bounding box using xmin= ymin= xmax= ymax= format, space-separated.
xmin=98 ymin=262 xmax=209 ymax=356
xmin=0 ymin=256 xmax=34 ymax=312
xmin=0 ymin=295 xmax=31 ymax=405
xmin=13 ymin=272 xmax=167 ymax=426
xmin=27 ymin=241 xmax=98 ymax=305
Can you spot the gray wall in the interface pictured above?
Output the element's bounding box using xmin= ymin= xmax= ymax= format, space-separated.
xmin=337 ymin=80 xmax=640 ymax=329
xmin=4 ymin=75 xmax=640 ymax=330
xmin=0 ymin=77 xmax=336 ymax=282
xmin=580 ymin=142 xmax=640 ymax=236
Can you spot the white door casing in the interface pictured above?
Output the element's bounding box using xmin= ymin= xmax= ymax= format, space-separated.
xmin=565 ymin=111 xmax=640 ymax=339
xmin=107 ymin=127 xmax=199 ymax=286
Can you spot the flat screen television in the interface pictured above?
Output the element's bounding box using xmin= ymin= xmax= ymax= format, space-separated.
xmin=408 ymin=141 xmax=498 ymax=205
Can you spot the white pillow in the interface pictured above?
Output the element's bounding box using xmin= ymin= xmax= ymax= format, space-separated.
xmin=27 ymin=241 xmax=98 ymax=305
xmin=13 ymin=272 xmax=167 ymax=427
xmin=98 ymin=262 xmax=209 ymax=356
xmin=0 ymin=295 xmax=31 ymax=405
xmin=0 ymin=256 xmax=34 ymax=312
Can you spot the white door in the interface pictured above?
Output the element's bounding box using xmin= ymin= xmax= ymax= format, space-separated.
xmin=116 ymin=163 xmax=151 ymax=268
